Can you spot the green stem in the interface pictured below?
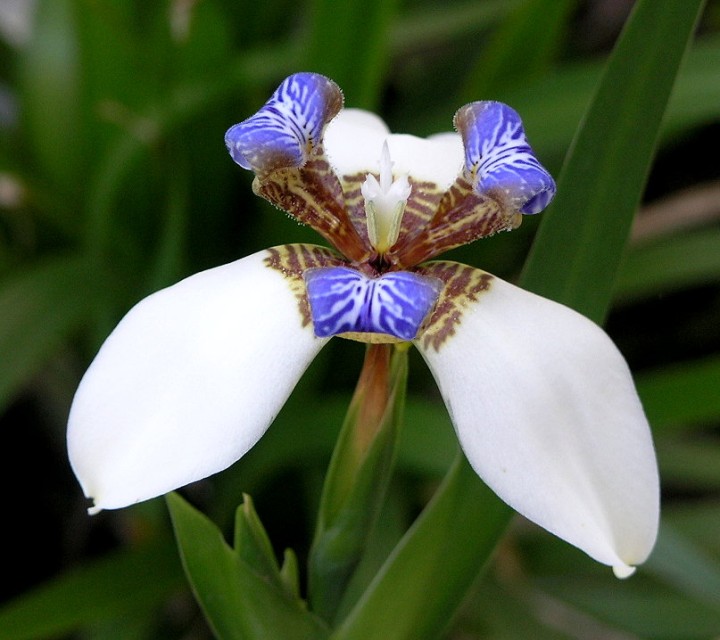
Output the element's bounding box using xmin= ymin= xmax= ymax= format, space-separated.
xmin=308 ymin=343 xmax=408 ymax=622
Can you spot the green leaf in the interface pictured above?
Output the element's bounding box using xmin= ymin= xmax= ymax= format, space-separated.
xmin=233 ymin=494 xmax=289 ymax=597
xmin=637 ymin=356 xmax=720 ymax=434
xmin=657 ymin=437 xmax=720 ymax=490
xmin=169 ymin=0 xmax=234 ymax=80
xmin=334 ymin=485 xmax=412 ymax=621
xmin=666 ymin=501 xmax=720 ymax=557
xmin=0 ymin=541 xmax=183 ymax=640
xmin=280 ymin=549 xmax=302 ymax=600
xmin=390 ymin=0 xmax=522 ymax=56
xmin=146 ymin=149 xmax=190 ymax=292
xmin=331 ymin=455 xmax=510 ymax=640
xmin=82 ymin=46 xmax=292 ymax=260
xmin=663 ymin=34 xmax=720 ymax=141
xmin=616 ymin=228 xmax=720 ymax=302
xmin=460 ymin=0 xmax=577 ymax=101
xmin=167 ymin=493 xmax=329 ymax=640
xmin=449 ymin=580 xmax=573 ymax=640
xmin=648 ymin=523 xmax=720 ymax=609
xmin=210 ymin=392 xmax=456 ymax=526
xmin=303 ymin=0 xmax=399 ymax=109
xmin=0 ymin=254 xmax=105 ymax=411
xmin=521 ymin=0 xmax=706 ymax=322
xmin=537 ymin=577 xmax=720 ymax=638
xmin=19 ymin=0 xmax=83 ymax=195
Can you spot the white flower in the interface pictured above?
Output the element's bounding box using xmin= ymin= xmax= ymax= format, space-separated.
xmin=68 ymin=73 xmax=659 ymax=577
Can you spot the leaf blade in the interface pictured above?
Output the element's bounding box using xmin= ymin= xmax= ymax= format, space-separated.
xmin=167 ymin=493 xmax=329 ymax=640
xmin=0 ymin=254 xmax=105 ymax=411
xmin=0 ymin=541 xmax=183 ymax=640
xmin=303 ymin=0 xmax=399 ymax=109
xmin=520 ymin=0 xmax=707 ymax=322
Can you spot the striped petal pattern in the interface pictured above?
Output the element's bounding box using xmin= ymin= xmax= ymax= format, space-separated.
xmin=454 ymin=101 xmax=556 ymax=214
xmin=304 ymin=266 xmax=442 ymax=340
xmin=225 ymin=73 xmax=343 ymax=176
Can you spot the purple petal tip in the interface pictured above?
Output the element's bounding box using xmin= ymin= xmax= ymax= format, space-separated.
xmin=454 ymin=101 xmax=556 ymax=214
xmin=225 ymin=72 xmax=343 ymax=175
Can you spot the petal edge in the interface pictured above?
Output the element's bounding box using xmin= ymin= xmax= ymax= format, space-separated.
xmin=415 ymin=267 xmax=659 ymax=569
xmin=68 ymin=247 xmax=328 ymax=510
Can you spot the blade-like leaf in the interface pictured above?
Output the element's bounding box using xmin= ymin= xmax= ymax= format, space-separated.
xmin=538 ymin=577 xmax=720 ymax=638
xmin=390 ymin=0 xmax=522 ymax=55
xmin=0 ymin=541 xmax=183 ymax=640
xmin=647 ymin=524 xmax=720 ymax=608
xmin=616 ymin=228 xmax=720 ymax=302
xmin=167 ymin=493 xmax=329 ymax=640
xmin=637 ymin=355 xmax=720 ymax=434
xmin=82 ymin=46 xmax=293 ymax=260
xmin=19 ymin=0 xmax=83 ymax=195
xmin=521 ymin=0 xmax=706 ymax=322
xmin=233 ymin=494 xmax=290 ymax=597
xmin=460 ymin=0 xmax=576 ymax=101
xmin=303 ymin=0 xmax=399 ymax=109
xmin=332 ymin=454 xmax=510 ymax=640
xmin=657 ymin=438 xmax=720 ymax=491
xmin=0 ymin=254 xmax=105 ymax=411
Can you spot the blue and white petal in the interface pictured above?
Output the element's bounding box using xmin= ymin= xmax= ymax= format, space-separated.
xmin=68 ymin=249 xmax=328 ymax=512
xmin=415 ymin=273 xmax=659 ymax=575
xmin=225 ymin=72 xmax=342 ymax=175
xmin=304 ymin=266 xmax=442 ymax=340
xmin=454 ymin=101 xmax=556 ymax=214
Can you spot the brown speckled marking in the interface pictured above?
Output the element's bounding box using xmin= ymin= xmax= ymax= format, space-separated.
xmin=337 ymin=331 xmax=406 ymax=344
xmin=264 ymin=244 xmax=344 ymax=327
xmin=337 ymin=171 xmax=371 ymax=246
xmin=399 ymin=179 xmax=445 ymax=239
xmin=394 ymin=177 xmax=515 ymax=267
xmin=254 ymin=149 xmax=372 ymax=263
xmin=416 ymin=261 xmax=494 ymax=352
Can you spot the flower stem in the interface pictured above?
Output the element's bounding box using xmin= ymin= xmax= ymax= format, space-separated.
xmin=308 ymin=342 xmax=408 ymax=622
xmin=351 ymin=343 xmax=391 ymax=456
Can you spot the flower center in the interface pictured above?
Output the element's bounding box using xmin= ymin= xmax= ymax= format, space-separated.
xmin=361 ymin=142 xmax=411 ymax=254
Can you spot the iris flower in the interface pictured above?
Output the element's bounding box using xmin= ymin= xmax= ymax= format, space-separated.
xmin=68 ymin=73 xmax=659 ymax=577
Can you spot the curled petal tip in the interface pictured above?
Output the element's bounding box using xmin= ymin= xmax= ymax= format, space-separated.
xmin=225 ymin=72 xmax=343 ymax=175
xmin=454 ymin=101 xmax=556 ymax=214
xmin=613 ymin=564 xmax=637 ymax=579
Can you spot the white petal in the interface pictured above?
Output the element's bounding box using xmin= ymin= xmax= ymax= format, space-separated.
xmin=387 ymin=133 xmax=463 ymax=190
xmin=68 ymin=249 xmax=327 ymax=511
xmin=325 ymin=108 xmax=463 ymax=189
xmin=415 ymin=274 xmax=659 ymax=572
xmin=324 ymin=109 xmax=389 ymax=177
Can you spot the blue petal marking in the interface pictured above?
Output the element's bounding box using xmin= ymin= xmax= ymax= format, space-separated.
xmin=455 ymin=101 xmax=556 ymax=214
xmin=225 ymin=73 xmax=342 ymax=174
xmin=304 ymin=267 xmax=443 ymax=340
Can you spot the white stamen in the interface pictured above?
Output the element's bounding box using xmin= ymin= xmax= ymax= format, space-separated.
xmin=361 ymin=141 xmax=411 ymax=253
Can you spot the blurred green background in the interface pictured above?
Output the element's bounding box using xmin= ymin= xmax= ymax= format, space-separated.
xmin=1 ymin=0 xmax=720 ymax=638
